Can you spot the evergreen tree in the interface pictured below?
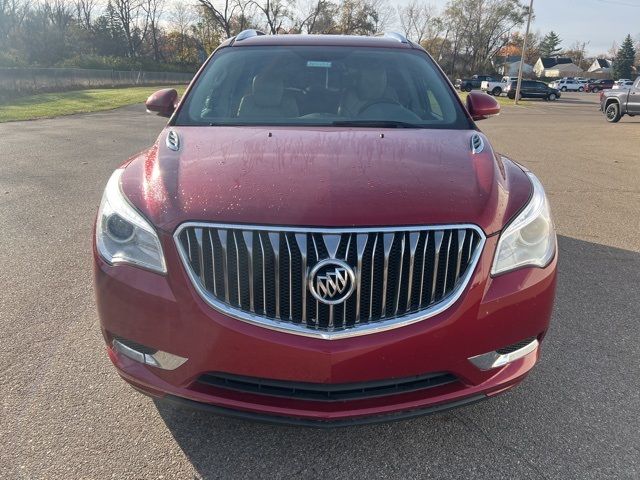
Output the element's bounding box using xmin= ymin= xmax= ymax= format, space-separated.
xmin=613 ymin=34 xmax=636 ymax=80
xmin=539 ymin=31 xmax=562 ymax=57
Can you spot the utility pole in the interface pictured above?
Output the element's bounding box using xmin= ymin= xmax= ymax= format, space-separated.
xmin=515 ymin=0 xmax=534 ymax=105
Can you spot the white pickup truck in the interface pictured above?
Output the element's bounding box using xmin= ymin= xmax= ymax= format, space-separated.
xmin=481 ymin=76 xmax=517 ymax=96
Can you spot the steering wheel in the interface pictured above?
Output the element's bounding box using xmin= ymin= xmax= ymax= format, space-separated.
xmin=357 ymin=99 xmax=401 ymax=115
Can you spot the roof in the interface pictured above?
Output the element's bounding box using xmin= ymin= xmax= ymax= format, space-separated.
xmin=546 ymin=63 xmax=583 ymax=73
xmin=595 ymin=58 xmax=611 ymax=68
xmin=220 ymin=33 xmax=418 ymax=50
xmin=538 ymin=57 xmax=574 ymax=68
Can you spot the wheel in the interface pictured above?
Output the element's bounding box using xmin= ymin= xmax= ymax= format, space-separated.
xmin=492 ymin=87 xmax=502 ymax=96
xmin=592 ymin=87 xmax=599 ymax=93
xmin=605 ymin=102 xmax=621 ymax=123
xmin=464 ymin=84 xmax=472 ymax=92
xmin=561 ymin=87 xmax=567 ymax=92
xmin=578 ymin=87 xmax=584 ymax=92
xmin=548 ymin=93 xmax=557 ymax=101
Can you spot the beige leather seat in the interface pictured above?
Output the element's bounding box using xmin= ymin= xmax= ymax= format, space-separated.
xmin=338 ymin=67 xmax=398 ymax=117
xmin=237 ymin=74 xmax=299 ymax=118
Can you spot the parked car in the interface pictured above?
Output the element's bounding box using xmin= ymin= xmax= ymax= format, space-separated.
xmin=585 ymin=79 xmax=614 ymax=93
xmin=600 ymin=76 xmax=640 ymax=122
xmin=94 ymin=31 xmax=557 ymax=426
xmin=506 ymin=80 xmax=561 ymax=100
xmin=549 ymin=78 xmax=584 ymax=92
xmin=455 ymin=74 xmax=496 ymax=92
xmin=481 ymin=76 xmax=517 ymax=96
xmin=613 ymin=79 xmax=634 ymax=89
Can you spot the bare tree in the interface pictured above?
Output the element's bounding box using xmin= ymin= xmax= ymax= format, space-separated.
xmin=143 ymin=0 xmax=165 ymax=61
xmin=195 ymin=0 xmax=240 ymax=38
xmin=74 ymin=0 xmax=96 ymax=30
xmin=113 ymin=0 xmax=151 ymax=57
xmin=296 ymin=0 xmax=338 ymax=34
xmin=250 ymin=0 xmax=290 ymax=34
xmin=0 ymin=0 xmax=31 ymax=41
xmin=398 ymin=1 xmax=437 ymax=44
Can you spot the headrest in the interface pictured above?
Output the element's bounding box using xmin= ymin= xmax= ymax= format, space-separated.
xmin=358 ymin=68 xmax=388 ymax=101
xmin=252 ymin=74 xmax=284 ymax=107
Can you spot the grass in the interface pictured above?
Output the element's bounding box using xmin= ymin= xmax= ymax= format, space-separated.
xmin=0 ymin=85 xmax=187 ymax=123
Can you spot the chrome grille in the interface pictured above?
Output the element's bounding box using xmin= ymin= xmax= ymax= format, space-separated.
xmin=175 ymin=224 xmax=485 ymax=339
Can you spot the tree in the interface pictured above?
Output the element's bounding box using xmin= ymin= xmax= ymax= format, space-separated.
xmin=563 ymin=41 xmax=589 ymax=71
xmin=296 ymin=0 xmax=339 ymax=34
xmin=539 ymin=30 xmax=562 ymax=57
xmin=196 ymin=0 xmax=241 ymax=38
xmin=398 ymin=1 xmax=439 ymax=44
xmin=337 ymin=0 xmax=379 ymax=35
xmin=441 ymin=0 xmax=528 ymax=76
xmin=250 ymin=0 xmax=290 ymax=34
xmin=613 ymin=34 xmax=636 ymax=80
xmin=112 ymin=0 xmax=150 ymax=57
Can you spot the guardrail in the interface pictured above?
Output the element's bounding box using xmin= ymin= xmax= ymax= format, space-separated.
xmin=0 ymin=67 xmax=193 ymax=94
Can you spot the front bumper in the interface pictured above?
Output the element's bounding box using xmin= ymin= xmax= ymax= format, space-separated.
xmin=95 ymin=233 xmax=557 ymax=425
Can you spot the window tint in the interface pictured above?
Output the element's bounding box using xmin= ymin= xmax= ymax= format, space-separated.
xmin=175 ymin=46 xmax=470 ymax=129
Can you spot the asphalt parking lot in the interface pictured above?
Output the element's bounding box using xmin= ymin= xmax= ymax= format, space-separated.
xmin=1 ymin=92 xmax=639 ymax=479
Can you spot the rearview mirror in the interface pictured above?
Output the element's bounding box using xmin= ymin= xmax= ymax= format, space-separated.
xmin=465 ymin=91 xmax=500 ymax=121
xmin=145 ymin=88 xmax=178 ymax=117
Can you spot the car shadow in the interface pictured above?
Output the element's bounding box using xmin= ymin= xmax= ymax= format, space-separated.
xmin=154 ymin=235 xmax=640 ymax=478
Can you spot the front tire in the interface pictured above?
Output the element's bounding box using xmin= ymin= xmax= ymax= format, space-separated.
xmin=464 ymin=84 xmax=472 ymax=93
xmin=492 ymin=87 xmax=502 ymax=96
xmin=561 ymin=87 xmax=567 ymax=92
xmin=548 ymin=93 xmax=557 ymax=101
xmin=592 ymin=87 xmax=599 ymax=93
xmin=578 ymin=87 xmax=584 ymax=92
xmin=605 ymin=103 xmax=621 ymax=123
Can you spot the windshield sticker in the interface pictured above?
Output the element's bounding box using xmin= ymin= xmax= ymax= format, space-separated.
xmin=307 ymin=61 xmax=332 ymax=68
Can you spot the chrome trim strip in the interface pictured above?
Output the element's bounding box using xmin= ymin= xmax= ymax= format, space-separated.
xmin=294 ymin=233 xmax=308 ymax=324
xmin=113 ymin=339 xmax=187 ymax=370
xmin=406 ymin=232 xmax=420 ymax=311
xmin=430 ymin=231 xmax=444 ymax=303
xmin=242 ymin=231 xmax=254 ymax=312
xmin=268 ymin=232 xmax=280 ymax=319
xmin=468 ymin=339 xmax=539 ymax=371
xmin=380 ymin=233 xmax=394 ymax=318
xmin=173 ymin=222 xmax=486 ymax=340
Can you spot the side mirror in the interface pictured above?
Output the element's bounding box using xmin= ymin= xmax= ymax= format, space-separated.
xmin=145 ymin=88 xmax=178 ymax=117
xmin=466 ymin=91 xmax=500 ymax=121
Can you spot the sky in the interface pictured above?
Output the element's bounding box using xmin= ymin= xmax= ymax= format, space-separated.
xmin=402 ymin=0 xmax=640 ymax=56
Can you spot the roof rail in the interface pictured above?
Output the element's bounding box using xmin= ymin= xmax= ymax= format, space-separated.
xmin=382 ymin=32 xmax=409 ymax=44
xmin=233 ymin=29 xmax=266 ymax=43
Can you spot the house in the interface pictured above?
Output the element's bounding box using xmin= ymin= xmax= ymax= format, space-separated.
xmin=500 ymin=59 xmax=534 ymax=77
xmin=588 ymin=58 xmax=613 ymax=74
xmin=533 ymin=57 xmax=582 ymax=77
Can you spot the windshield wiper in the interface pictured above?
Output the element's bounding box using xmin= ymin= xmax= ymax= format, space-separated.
xmin=331 ymin=120 xmax=425 ymax=129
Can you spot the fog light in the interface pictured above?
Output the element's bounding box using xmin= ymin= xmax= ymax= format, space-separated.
xmin=468 ymin=338 xmax=538 ymax=371
xmin=112 ymin=338 xmax=187 ymax=370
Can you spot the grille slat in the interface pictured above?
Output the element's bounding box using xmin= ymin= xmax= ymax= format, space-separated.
xmin=176 ymin=224 xmax=484 ymax=336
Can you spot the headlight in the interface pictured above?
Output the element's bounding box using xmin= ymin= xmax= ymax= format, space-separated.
xmin=491 ymin=172 xmax=556 ymax=275
xmin=96 ymin=169 xmax=166 ymax=273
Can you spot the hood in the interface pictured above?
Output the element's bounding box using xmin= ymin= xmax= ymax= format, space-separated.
xmin=121 ymin=126 xmax=531 ymax=235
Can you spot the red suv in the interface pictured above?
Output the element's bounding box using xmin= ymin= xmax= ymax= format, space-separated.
xmin=94 ymin=31 xmax=557 ymax=426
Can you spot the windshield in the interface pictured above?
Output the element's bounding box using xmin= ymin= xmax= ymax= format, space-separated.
xmin=174 ymin=45 xmax=470 ymax=129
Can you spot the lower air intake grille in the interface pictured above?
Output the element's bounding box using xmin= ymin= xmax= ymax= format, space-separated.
xmin=197 ymin=372 xmax=458 ymax=402
xmin=175 ymin=224 xmax=484 ymax=338
xmin=496 ymin=337 xmax=537 ymax=355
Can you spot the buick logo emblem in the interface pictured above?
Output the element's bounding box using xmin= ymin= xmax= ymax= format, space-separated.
xmin=308 ymin=259 xmax=356 ymax=305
